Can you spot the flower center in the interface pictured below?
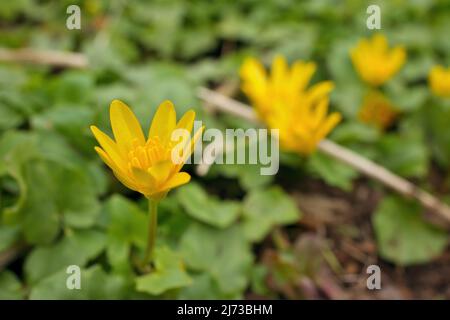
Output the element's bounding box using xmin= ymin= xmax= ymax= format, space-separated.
xmin=127 ymin=137 xmax=172 ymax=171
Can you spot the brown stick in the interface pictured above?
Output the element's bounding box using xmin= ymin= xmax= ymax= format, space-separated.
xmin=318 ymin=139 xmax=450 ymax=222
xmin=198 ymin=87 xmax=257 ymax=122
xmin=0 ymin=48 xmax=88 ymax=69
xmin=197 ymin=87 xmax=450 ymax=225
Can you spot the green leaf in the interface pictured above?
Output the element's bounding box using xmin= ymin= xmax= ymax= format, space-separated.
xmin=0 ymin=225 xmax=20 ymax=252
xmin=104 ymin=195 xmax=148 ymax=272
xmin=121 ymin=63 xmax=199 ymax=123
xmin=331 ymin=83 xmax=365 ymax=119
xmin=0 ymin=131 xmax=40 ymax=171
xmin=375 ymin=133 xmax=428 ymax=178
xmin=373 ymin=196 xmax=448 ymax=266
xmin=48 ymin=71 xmax=94 ymax=105
xmin=327 ymin=37 xmax=361 ymax=85
xmin=386 ymin=81 xmax=428 ymax=112
xmin=180 ymin=223 xmax=252 ymax=295
xmin=24 ymin=230 xmax=106 ymax=284
xmin=242 ymin=186 xmax=301 ymax=242
xmin=157 ymin=197 xmax=192 ymax=243
xmin=0 ymin=131 xmax=100 ymax=241
xmin=31 ymin=107 xmax=95 ymax=154
xmin=105 ymin=194 xmax=147 ymax=248
xmin=210 ymin=133 xmax=276 ymax=190
xmin=250 ymin=264 xmax=271 ymax=297
xmin=210 ymin=162 xmax=274 ymax=191
xmin=106 ymin=239 xmax=131 ymax=274
xmin=12 ymin=159 xmax=100 ymax=240
xmin=179 ymin=274 xmax=241 ymax=299
xmin=177 ymin=182 xmax=241 ymax=229
xmin=426 ymin=104 xmax=450 ymax=167
xmin=0 ymin=101 xmax=24 ymax=131
xmin=331 ymin=122 xmax=380 ymax=145
xmin=307 ymin=152 xmax=358 ymax=191
xmin=29 ymin=265 xmax=130 ymax=299
xmin=135 ymin=247 xmax=191 ymax=295
xmin=327 ymin=38 xmax=365 ymax=119
xmin=177 ymin=28 xmax=217 ymax=59
xmin=57 ymin=166 xmax=101 ymax=229
xmin=14 ymin=160 xmax=60 ymax=244
xmin=0 ymin=271 xmax=23 ymax=299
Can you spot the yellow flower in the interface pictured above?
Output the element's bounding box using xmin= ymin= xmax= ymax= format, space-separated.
xmin=91 ymin=100 xmax=203 ymax=200
xmin=429 ymin=65 xmax=450 ymax=98
xmin=240 ymin=55 xmax=341 ymax=154
xmin=358 ymin=90 xmax=398 ymax=129
xmin=350 ymin=33 xmax=406 ymax=86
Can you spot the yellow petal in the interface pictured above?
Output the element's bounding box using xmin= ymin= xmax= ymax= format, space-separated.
xmin=311 ymin=98 xmax=329 ymax=128
xmin=306 ymin=81 xmax=334 ymax=105
xmin=271 ymin=55 xmax=288 ymax=92
xmin=148 ymin=160 xmax=173 ymax=184
xmin=315 ymin=112 xmax=342 ymax=142
xmin=240 ymin=58 xmax=266 ymax=82
xmin=161 ymin=172 xmax=191 ymax=191
xmin=389 ymin=47 xmax=406 ymax=73
xmin=246 ymin=59 xmax=267 ymax=89
xmin=91 ymin=126 xmax=125 ymax=168
xmin=94 ymin=146 xmax=119 ymax=172
xmin=290 ymin=61 xmax=316 ymax=92
xmin=149 ymin=100 xmax=177 ymax=146
xmin=112 ymin=171 xmax=140 ymax=193
xmin=95 ymin=146 xmax=135 ymax=188
xmin=373 ymin=33 xmax=388 ymax=52
xmin=131 ymin=166 xmax=156 ymax=188
xmin=175 ymin=110 xmax=195 ymax=133
xmin=110 ymin=100 xmax=145 ymax=154
xmin=176 ymin=125 xmax=204 ymax=172
xmin=170 ymin=110 xmax=196 ymax=155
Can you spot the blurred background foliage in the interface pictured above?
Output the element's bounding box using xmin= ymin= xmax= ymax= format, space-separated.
xmin=0 ymin=0 xmax=449 ymax=299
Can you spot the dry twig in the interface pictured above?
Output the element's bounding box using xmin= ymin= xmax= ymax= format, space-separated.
xmin=0 ymin=48 xmax=88 ymax=69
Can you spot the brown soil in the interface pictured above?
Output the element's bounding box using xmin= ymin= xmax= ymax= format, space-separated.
xmin=254 ymin=178 xmax=450 ymax=300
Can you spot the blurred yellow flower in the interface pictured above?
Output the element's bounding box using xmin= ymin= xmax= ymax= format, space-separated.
xmin=429 ymin=65 xmax=450 ymax=98
xmin=358 ymin=90 xmax=398 ymax=129
xmin=91 ymin=100 xmax=203 ymax=201
xmin=240 ymin=55 xmax=341 ymax=154
xmin=350 ymin=33 xmax=406 ymax=87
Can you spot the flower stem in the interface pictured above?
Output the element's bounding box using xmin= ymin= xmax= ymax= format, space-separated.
xmin=143 ymin=199 xmax=158 ymax=267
